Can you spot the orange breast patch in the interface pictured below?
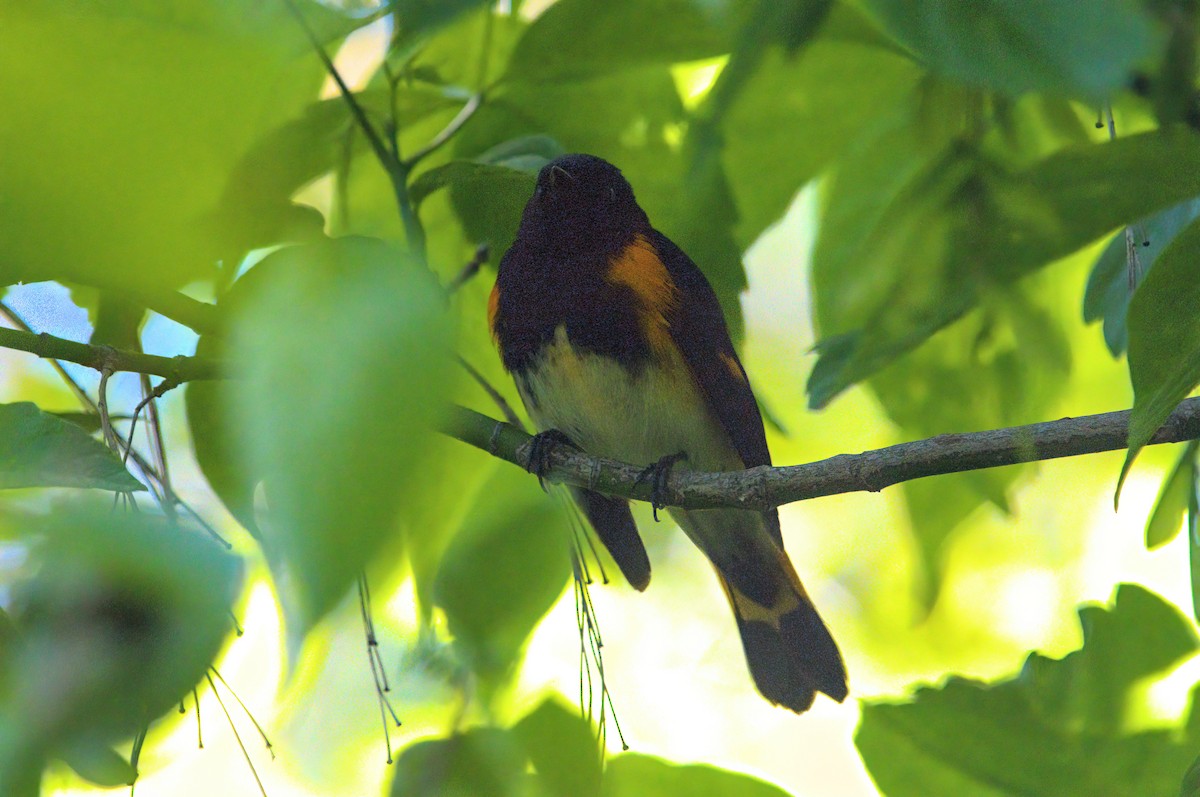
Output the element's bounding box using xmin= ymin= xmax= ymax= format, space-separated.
xmin=605 ymin=234 xmax=677 ymax=354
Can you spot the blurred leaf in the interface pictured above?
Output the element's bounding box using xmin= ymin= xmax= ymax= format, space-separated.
xmin=752 ymin=0 xmax=836 ymax=52
xmin=390 ymin=727 xmax=529 ymax=797
xmin=411 ymin=135 xmax=564 ymax=257
xmin=721 ymin=28 xmax=921 ymax=246
xmin=1084 ymin=197 xmax=1200 ymax=357
xmin=46 ymin=412 xmax=106 ymax=434
xmin=1146 ymin=441 xmax=1198 ymax=549
xmin=0 ymin=402 xmax=143 ymax=492
xmin=224 ymin=237 xmax=454 ymax=635
xmin=1122 ymin=215 xmax=1200 ymax=496
xmin=856 ymin=584 xmax=1200 ymax=797
xmin=876 ymin=287 xmax=1070 ymax=608
xmin=185 ymin=367 xmax=260 ymax=536
xmin=506 ymin=0 xmax=735 ymax=83
xmin=0 ymin=506 xmax=240 ymax=790
xmin=513 ymin=698 xmax=601 ymax=797
xmin=433 ymin=467 xmax=570 ymax=684
xmin=414 ymin=134 xmax=564 ymax=204
xmin=602 ymin=753 xmax=793 ymax=797
xmin=0 ymin=1 xmax=368 ymax=296
xmin=400 ymin=6 xmax=528 ymax=93
xmin=902 ymin=473 xmax=1005 ymax=602
xmin=396 ymin=436 xmax=498 ymax=624
xmin=88 ymin=293 xmax=145 ymax=351
xmin=811 ymin=127 xmax=1200 ymax=409
xmin=414 ymin=160 xmax=536 ymax=209
xmin=57 ymin=737 xmax=137 ymax=788
xmin=392 ymin=0 xmax=495 ymax=52
xmin=863 ymin=0 xmax=1157 ymax=99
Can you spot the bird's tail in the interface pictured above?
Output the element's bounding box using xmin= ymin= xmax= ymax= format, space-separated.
xmin=716 ymin=544 xmax=847 ymax=713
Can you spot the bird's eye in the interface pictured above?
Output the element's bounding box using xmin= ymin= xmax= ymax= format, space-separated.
xmin=534 ymin=184 xmax=546 ymax=199
xmin=609 ymin=187 xmax=616 ymax=201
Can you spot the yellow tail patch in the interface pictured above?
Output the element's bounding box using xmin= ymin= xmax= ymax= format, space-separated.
xmin=717 ymin=545 xmax=813 ymax=631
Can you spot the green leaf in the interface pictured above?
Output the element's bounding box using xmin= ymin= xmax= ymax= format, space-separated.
xmin=0 ymin=505 xmax=240 ymax=784
xmin=433 ymin=467 xmax=570 ymax=684
xmin=513 ymin=698 xmax=601 ymax=797
xmin=390 ymin=727 xmax=529 ymax=797
xmin=392 ymin=0 xmax=495 ymax=50
xmin=0 ymin=1 xmax=368 ymax=296
xmin=1084 ymin=198 xmax=1200 ymax=357
xmin=721 ymin=28 xmax=921 ymax=246
xmin=185 ymin=373 xmax=260 ymax=536
xmin=57 ymin=738 xmax=137 ymax=788
xmin=1122 ymin=216 xmax=1200 ymax=497
xmin=1146 ymin=441 xmax=1199 ymax=549
xmin=411 ymin=135 xmax=564 ymax=256
xmin=224 ymin=237 xmax=454 ymax=635
xmin=602 ymin=753 xmax=793 ymax=797
xmin=506 ymin=0 xmax=735 ymax=83
xmin=856 ymin=584 xmax=1200 ymax=797
xmin=811 ymin=127 xmax=1200 ymax=408
xmin=0 ymin=402 xmax=143 ymax=492
xmin=862 ymin=0 xmax=1157 ymax=99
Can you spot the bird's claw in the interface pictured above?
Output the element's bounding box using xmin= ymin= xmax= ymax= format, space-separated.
xmin=635 ymin=451 xmax=688 ymax=521
xmin=525 ymin=429 xmax=577 ymax=490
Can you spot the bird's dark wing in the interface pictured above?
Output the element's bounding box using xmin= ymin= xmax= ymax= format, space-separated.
xmin=651 ymin=230 xmax=772 ymax=471
xmin=651 ymin=230 xmax=781 ymax=545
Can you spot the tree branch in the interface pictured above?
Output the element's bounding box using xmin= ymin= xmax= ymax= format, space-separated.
xmin=441 ymin=399 xmax=1200 ymax=511
xmin=282 ymin=0 xmax=427 ymax=261
xmin=0 ymin=326 xmax=223 ymax=382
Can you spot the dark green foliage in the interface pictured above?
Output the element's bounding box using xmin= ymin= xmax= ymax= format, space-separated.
xmin=857 ymin=585 xmax=1200 ymax=797
xmin=0 ymin=403 xmax=143 ymax=492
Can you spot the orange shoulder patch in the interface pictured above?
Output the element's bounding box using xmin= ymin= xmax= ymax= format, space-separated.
xmin=487 ymin=282 xmax=500 ymax=339
xmin=605 ymin=234 xmax=677 ymax=353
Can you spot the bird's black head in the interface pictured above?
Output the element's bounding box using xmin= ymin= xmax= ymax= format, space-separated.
xmin=515 ymin=154 xmax=650 ymax=257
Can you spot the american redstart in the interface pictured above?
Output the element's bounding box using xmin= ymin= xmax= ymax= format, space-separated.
xmin=489 ymin=154 xmax=847 ymax=713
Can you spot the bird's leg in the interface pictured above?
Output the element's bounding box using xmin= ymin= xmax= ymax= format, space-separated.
xmin=524 ymin=429 xmax=578 ymax=490
xmin=635 ymin=451 xmax=688 ymax=522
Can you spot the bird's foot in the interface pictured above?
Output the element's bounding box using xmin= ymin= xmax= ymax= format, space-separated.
xmin=635 ymin=451 xmax=688 ymax=521
xmin=524 ymin=429 xmax=577 ymax=490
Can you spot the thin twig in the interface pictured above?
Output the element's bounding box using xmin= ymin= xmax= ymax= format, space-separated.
xmin=124 ymin=378 xmax=181 ymax=467
xmin=357 ymin=573 xmax=401 ymax=765
xmin=281 ymin=0 xmax=426 ymax=259
xmin=209 ymin=667 xmax=275 ymax=760
xmin=205 ymin=672 xmax=269 ymax=797
xmin=0 ymin=325 xmax=223 ymax=381
xmin=456 ymin=356 xmax=524 ymax=430
xmin=0 ymin=301 xmax=230 ymax=545
xmin=441 ymin=398 xmax=1200 ymax=513
xmin=445 ymin=243 xmax=490 ymax=295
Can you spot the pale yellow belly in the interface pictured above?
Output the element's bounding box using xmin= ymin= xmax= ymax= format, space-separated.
xmin=515 ymin=326 xmax=742 ymax=472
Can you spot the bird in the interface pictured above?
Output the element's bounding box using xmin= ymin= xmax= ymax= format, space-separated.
xmin=488 ymin=153 xmax=847 ymax=713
